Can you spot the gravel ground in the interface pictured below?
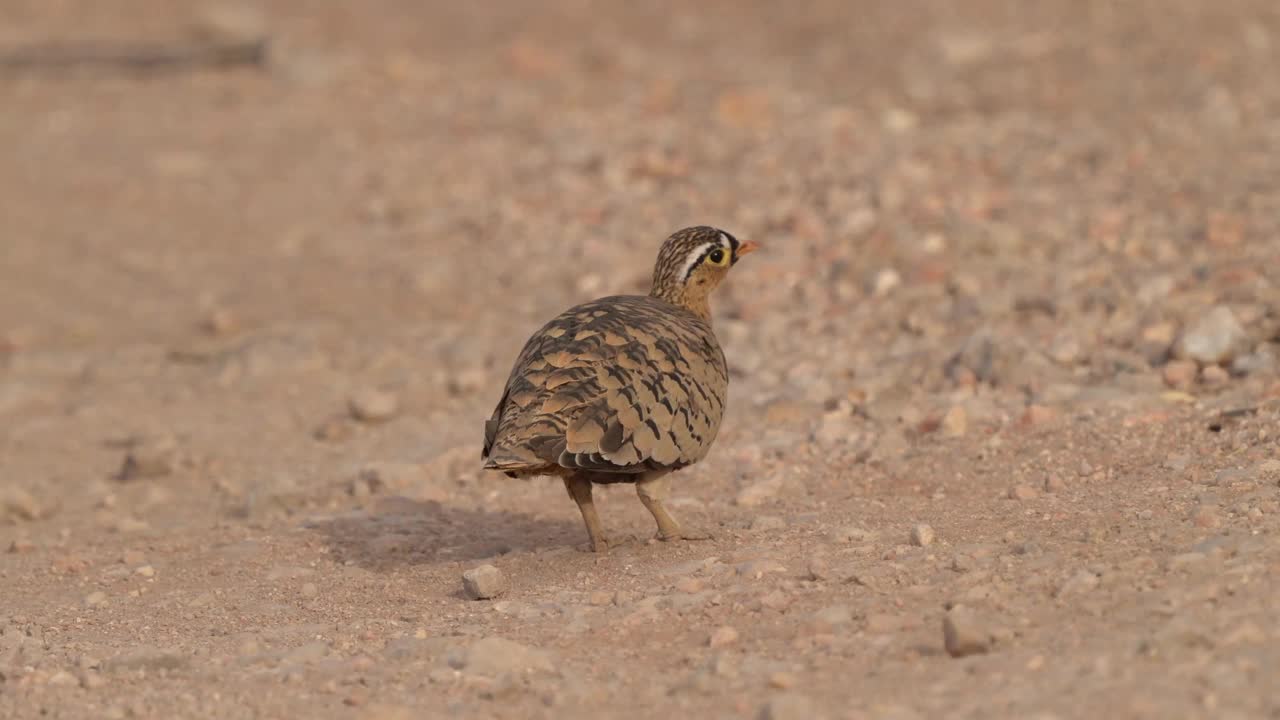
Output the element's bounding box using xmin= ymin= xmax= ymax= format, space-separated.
xmin=2 ymin=2 xmax=1279 ymax=718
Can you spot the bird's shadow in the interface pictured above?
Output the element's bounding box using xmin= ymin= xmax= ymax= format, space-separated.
xmin=306 ymin=494 xmax=582 ymax=569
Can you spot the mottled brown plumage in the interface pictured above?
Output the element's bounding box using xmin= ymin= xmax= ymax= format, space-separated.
xmin=482 ymin=226 xmax=757 ymax=551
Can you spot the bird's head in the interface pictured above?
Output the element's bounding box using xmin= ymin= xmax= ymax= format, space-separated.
xmin=649 ymin=226 xmax=757 ymax=318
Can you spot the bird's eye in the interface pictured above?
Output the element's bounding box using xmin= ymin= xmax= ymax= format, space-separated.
xmin=707 ymin=249 xmax=727 ymax=266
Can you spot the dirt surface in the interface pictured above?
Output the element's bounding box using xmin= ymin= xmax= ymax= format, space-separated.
xmin=3 ymin=2 xmax=1280 ymax=718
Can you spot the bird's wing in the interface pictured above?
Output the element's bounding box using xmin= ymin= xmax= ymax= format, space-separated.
xmin=482 ymin=296 xmax=728 ymax=474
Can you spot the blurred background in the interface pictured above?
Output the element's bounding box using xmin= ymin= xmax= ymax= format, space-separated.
xmin=2 ymin=2 xmax=1279 ymax=718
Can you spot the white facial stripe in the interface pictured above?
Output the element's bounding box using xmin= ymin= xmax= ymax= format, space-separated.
xmin=717 ymin=230 xmax=735 ymax=251
xmin=679 ymin=242 xmax=717 ymax=280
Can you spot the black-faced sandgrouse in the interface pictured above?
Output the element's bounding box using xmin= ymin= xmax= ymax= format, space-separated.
xmin=482 ymin=226 xmax=757 ymax=552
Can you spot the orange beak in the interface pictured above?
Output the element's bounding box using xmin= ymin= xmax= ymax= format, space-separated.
xmin=736 ymin=240 xmax=760 ymax=257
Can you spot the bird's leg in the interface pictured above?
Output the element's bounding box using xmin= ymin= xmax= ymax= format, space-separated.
xmin=635 ymin=472 xmax=712 ymax=542
xmin=563 ymin=475 xmax=608 ymax=553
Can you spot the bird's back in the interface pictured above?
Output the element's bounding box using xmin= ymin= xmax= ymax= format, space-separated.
xmin=482 ymin=295 xmax=728 ymax=475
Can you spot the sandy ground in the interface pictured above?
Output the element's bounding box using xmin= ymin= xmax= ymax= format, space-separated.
xmin=2 ymin=2 xmax=1280 ymax=718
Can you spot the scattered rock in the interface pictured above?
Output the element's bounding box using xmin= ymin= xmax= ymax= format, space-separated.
xmin=348 ymin=389 xmax=400 ymax=423
xmin=1231 ymin=348 xmax=1275 ymax=376
xmin=1162 ymin=360 xmax=1198 ymax=389
xmin=1200 ymin=365 xmax=1230 ymax=386
xmin=201 ymin=308 xmax=239 ymax=336
xmin=314 ymin=416 xmax=354 ymax=442
xmin=910 ymin=523 xmax=935 ymax=547
xmin=1175 ymin=305 xmax=1250 ymax=365
xmin=872 ymin=268 xmax=901 ymax=297
xmin=47 ymin=670 xmax=78 ymax=686
xmin=758 ymin=693 xmax=821 ymax=720
xmin=1008 ymin=484 xmax=1038 ymax=501
xmin=84 ymin=591 xmax=108 ymax=607
xmin=759 ymin=590 xmax=791 ymax=611
xmin=1020 ymin=405 xmax=1057 ymax=426
xmin=947 ymin=332 xmax=995 ymax=385
xmin=118 ymin=436 xmax=178 ymax=481
xmin=1048 ymin=332 xmax=1081 ymax=365
xmin=462 ymin=564 xmax=507 ymax=600
xmin=708 ymin=626 xmax=739 ymax=648
xmin=942 ymin=606 xmax=991 ymax=658
xmin=673 ymin=577 xmax=703 ymax=594
xmin=768 ymin=671 xmax=797 ymax=690
xmin=1043 ymin=475 xmax=1065 ymax=493
xmin=813 ymin=605 xmax=854 ymax=627
xmin=1190 ymin=505 xmax=1222 ymax=529
xmin=807 ymin=557 xmax=831 ymax=581
xmin=134 ymin=565 xmax=155 ymax=578
xmin=452 ymin=637 xmax=553 ymax=677
xmin=941 ymin=405 xmax=968 ymax=437
xmin=1 ymin=487 xmax=44 ymax=523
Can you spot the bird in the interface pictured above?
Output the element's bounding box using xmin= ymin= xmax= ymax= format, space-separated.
xmin=481 ymin=226 xmax=757 ymax=552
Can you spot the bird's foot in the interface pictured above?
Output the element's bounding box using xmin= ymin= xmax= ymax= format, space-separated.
xmin=573 ymin=537 xmax=609 ymax=554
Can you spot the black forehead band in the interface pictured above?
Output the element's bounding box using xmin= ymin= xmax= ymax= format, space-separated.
xmin=720 ymin=230 xmax=739 ymax=253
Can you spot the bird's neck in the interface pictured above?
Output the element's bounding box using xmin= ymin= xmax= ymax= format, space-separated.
xmin=650 ymin=283 xmax=712 ymax=322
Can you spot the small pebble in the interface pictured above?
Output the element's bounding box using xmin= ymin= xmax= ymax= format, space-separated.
xmin=1200 ymin=365 xmax=1230 ymax=386
xmin=812 ymin=605 xmax=854 ymax=627
xmin=1009 ymin=484 xmax=1038 ymax=501
xmin=1020 ymin=405 xmax=1057 ymax=426
xmin=202 ymin=308 xmax=239 ymax=336
xmin=134 ymin=565 xmax=155 ymax=578
xmin=941 ymin=405 xmax=968 ymax=437
xmin=314 ymin=416 xmax=354 ymax=442
xmin=1191 ymin=506 xmax=1222 ymax=529
xmin=84 ymin=591 xmax=108 ymax=607
xmin=910 ymin=523 xmax=935 ymax=547
xmin=300 ymin=582 xmax=319 ymax=598
xmin=47 ymin=670 xmax=78 ymax=687
xmin=768 ymin=672 xmax=797 ymax=690
xmin=942 ymin=606 xmax=991 ymax=658
xmin=1174 ymin=305 xmax=1250 ymax=365
xmin=872 ymin=268 xmax=901 ymax=297
xmin=462 ymin=564 xmax=507 ymax=600
xmin=806 ymin=557 xmax=831 ymax=582
xmin=118 ymin=436 xmax=178 ymax=481
xmin=348 ymin=389 xmax=400 ymax=423
xmin=673 ymin=577 xmax=703 ymax=594
xmin=1 ymin=487 xmax=43 ymax=522
xmin=1162 ymin=360 xmax=1198 ymax=389
xmin=1044 ymin=475 xmax=1065 ymax=493
xmin=708 ymin=626 xmax=739 ymax=648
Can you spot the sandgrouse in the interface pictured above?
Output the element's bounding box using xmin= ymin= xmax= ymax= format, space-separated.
xmin=482 ymin=226 xmax=757 ymax=552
